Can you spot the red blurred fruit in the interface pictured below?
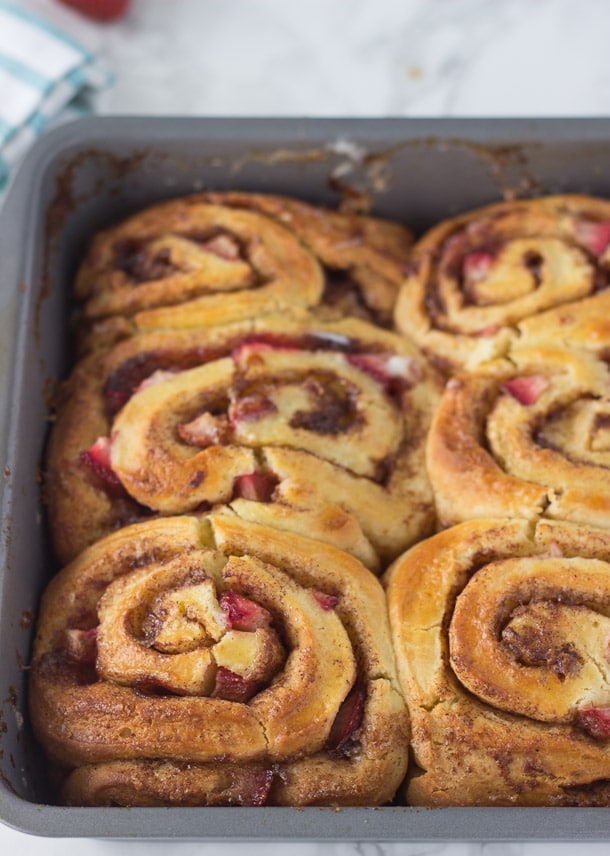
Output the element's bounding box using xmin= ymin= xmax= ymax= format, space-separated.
xmin=56 ymin=0 xmax=130 ymax=23
xmin=219 ymin=591 xmax=272 ymax=631
xmin=80 ymin=436 xmax=122 ymax=486
xmin=576 ymin=706 xmax=610 ymax=740
xmin=501 ymin=375 xmax=549 ymax=406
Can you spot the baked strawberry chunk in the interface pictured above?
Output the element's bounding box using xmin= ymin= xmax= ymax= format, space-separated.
xmin=233 ymin=472 xmax=278 ymax=502
xmin=238 ymin=769 xmax=274 ymax=806
xmin=311 ymin=590 xmax=339 ymax=611
xmin=575 ymin=706 xmax=610 ymax=739
xmin=230 ymin=393 xmax=277 ymax=423
xmin=199 ymin=233 xmax=241 ymax=261
xmin=326 ymin=683 xmax=366 ymax=756
xmin=463 ymin=251 xmax=493 ymax=283
xmin=178 ymin=412 xmax=230 ymax=447
xmin=219 ymin=591 xmax=272 ymax=631
xmin=65 ymin=627 xmax=98 ymax=664
xmin=211 ymin=667 xmax=261 ymax=702
xmin=80 ymin=436 xmax=122 ymax=487
xmin=576 ymin=220 xmax=610 ymax=256
xmin=501 ymin=375 xmax=549 ymax=405
xmin=347 ymin=353 xmax=422 ymax=393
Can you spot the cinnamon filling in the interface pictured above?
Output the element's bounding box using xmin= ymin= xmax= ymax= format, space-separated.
xmin=322 ymin=268 xmax=386 ymax=325
xmin=104 ymin=346 xmax=228 ymax=415
xmin=114 ymin=238 xmax=176 ymax=283
xmin=289 ymin=375 xmax=362 ymax=435
xmin=501 ymin=604 xmax=584 ymax=681
xmin=113 ymin=229 xmax=246 ymax=284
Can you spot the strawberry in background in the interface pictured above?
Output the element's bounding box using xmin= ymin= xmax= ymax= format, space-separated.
xmin=56 ymin=0 xmax=130 ymax=22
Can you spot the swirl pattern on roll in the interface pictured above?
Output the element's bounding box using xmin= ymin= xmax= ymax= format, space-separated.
xmin=75 ymin=192 xmax=413 ymax=349
xmin=385 ymin=517 xmax=610 ymax=806
xmin=394 ymin=194 xmax=610 ymax=371
xmin=198 ymin=191 xmax=414 ymax=325
xmin=29 ymin=511 xmax=409 ymax=806
xmin=45 ymin=316 xmax=439 ymax=569
xmin=426 ymin=339 xmax=610 ymax=530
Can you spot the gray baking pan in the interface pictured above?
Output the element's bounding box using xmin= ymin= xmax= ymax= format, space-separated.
xmin=2 ymin=116 xmax=610 ymax=840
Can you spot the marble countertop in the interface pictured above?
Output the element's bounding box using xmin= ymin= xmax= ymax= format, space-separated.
xmin=3 ymin=0 xmax=610 ymax=853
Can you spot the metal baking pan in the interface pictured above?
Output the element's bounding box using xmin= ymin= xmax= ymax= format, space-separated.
xmin=2 ymin=116 xmax=610 ymax=840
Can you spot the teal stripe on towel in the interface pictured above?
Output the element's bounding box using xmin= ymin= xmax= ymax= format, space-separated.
xmin=0 ymin=52 xmax=50 ymax=93
xmin=0 ymin=1 xmax=93 ymax=62
xmin=0 ymin=117 xmax=14 ymax=145
xmin=0 ymin=154 xmax=9 ymax=186
xmin=25 ymin=112 xmax=46 ymax=136
xmin=66 ymin=66 xmax=86 ymax=90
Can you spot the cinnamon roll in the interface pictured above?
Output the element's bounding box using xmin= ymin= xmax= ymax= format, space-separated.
xmin=426 ymin=341 xmax=610 ymax=530
xmin=45 ymin=315 xmax=439 ymax=570
xmin=30 ymin=510 xmax=409 ymax=807
xmin=394 ymin=194 xmax=610 ymax=372
xmin=199 ymin=191 xmax=414 ymax=326
xmin=75 ymin=192 xmax=413 ymax=350
xmin=385 ymin=517 xmax=610 ymax=806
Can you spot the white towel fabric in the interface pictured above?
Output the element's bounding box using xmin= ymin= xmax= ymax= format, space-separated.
xmin=0 ymin=0 xmax=112 ymax=186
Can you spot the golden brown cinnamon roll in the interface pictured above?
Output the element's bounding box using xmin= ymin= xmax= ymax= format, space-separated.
xmin=385 ymin=517 xmax=610 ymax=806
xmin=75 ymin=192 xmax=412 ymax=349
xmin=394 ymin=194 xmax=610 ymax=372
xmin=45 ymin=315 xmax=439 ymax=570
xmin=426 ymin=341 xmax=610 ymax=530
xmin=199 ymin=191 xmax=414 ymax=325
xmin=30 ymin=510 xmax=409 ymax=807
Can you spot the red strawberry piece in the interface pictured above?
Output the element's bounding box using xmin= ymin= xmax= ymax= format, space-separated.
xmin=233 ymin=472 xmax=278 ymax=502
xmin=311 ymin=590 xmax=339 ymax=611
xmin=230 ymin=393 xmax=277 ymax=423
xmin=212 ymin=667 xmax=261 ymax=702
xmin=219 ymin=591 xmax=272 ymax=631
xmin=178 ymin=412 xmax=230 ymax=447
xmin=576 ymin=220 xmax=610 ymax=256
xmin=463 ymin=252 xmax=493 ymax=282
xmin=326 ymin=683 xmax=366 ymax=756
xmin=57 ymin=0 xmax=130 ymax=22
xmin=501 ymin=375 xmax=549 ymax=405
xmin=575 ymin=706 xmax=610 ymax=739
xmin=478 ymin=324 xmax=500 ymax=337
xmin=65 ymin=627 xmax=98 ymax=664
xmin=238 ymin=769 xmax=274 ymax=807
xmin=80 ymin=436 xmax=122 ymax=487
xmin=200 ymin=234 xmax=241 ymax=261
xmin=347 ymin=353 xmax=422 ymax=392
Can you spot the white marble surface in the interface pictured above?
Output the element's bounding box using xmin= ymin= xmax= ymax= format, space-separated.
xmin=3 ymin=0 xmax=610 ymax=853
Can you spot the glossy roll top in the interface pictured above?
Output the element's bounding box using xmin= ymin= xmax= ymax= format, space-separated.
xmin=30 ymin=510 xmax=409 ymax=807
xmin=394 ymin=194 xmax=610 ymax=371
xmin=386 ymin=517 xmax=610 ymax=806
xmin=46 ymin=315 xmax=440 ymax=569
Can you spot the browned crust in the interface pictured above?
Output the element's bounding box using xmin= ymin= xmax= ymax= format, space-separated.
xmin=74 ymin=192 xmax=413 ymax=351
xmin=426 ymin=344 xmax=610 ymax=531
xmin=394 ymin=193 xmax=610 ymax=371
xmin=45 ymin=315 xmax=440 ymax=569
xmin=385 ymin=518 xmax=610 ymax=806
xmin=30 ymin=512 xmax=409 ymax=807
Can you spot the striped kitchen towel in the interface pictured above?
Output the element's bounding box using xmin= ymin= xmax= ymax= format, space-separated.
xmin=0 ymin=1 xmax=112 ymax=186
